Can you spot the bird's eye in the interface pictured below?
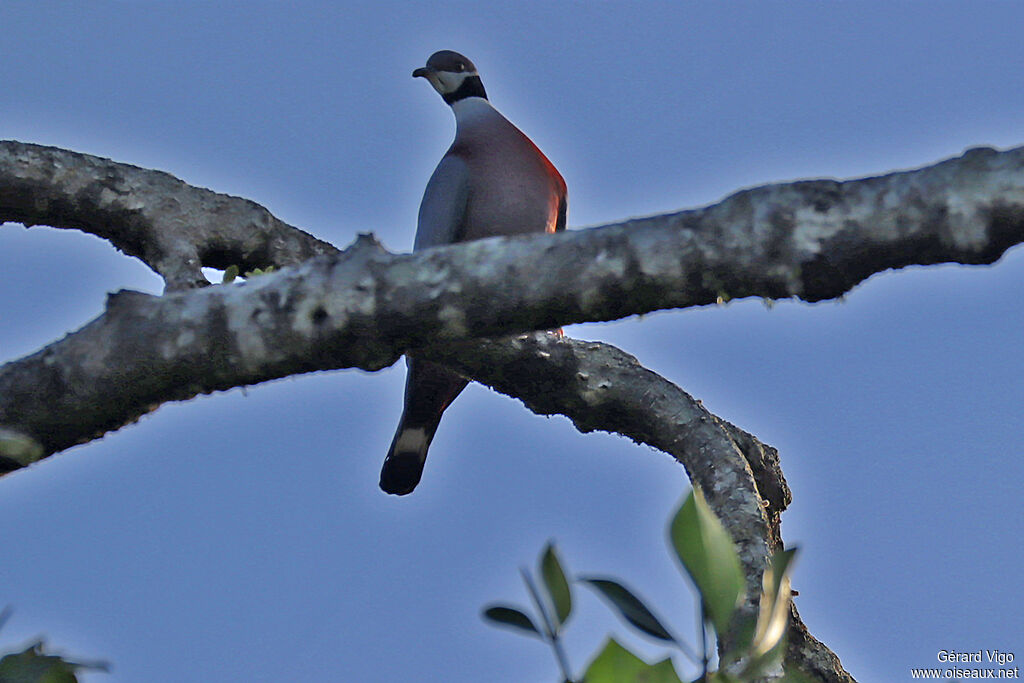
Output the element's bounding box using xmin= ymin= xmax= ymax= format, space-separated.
xmin=455 ymin=63 xmax=465 ymax=72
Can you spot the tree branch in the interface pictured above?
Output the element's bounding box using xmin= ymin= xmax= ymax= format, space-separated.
xmin=3 ymin=143 xmax=1021 ymax=460
xmin=427 ymin=335 xmax=779 ymax=619
xmin=4 ymin=141 xmax=1022 ymax=681
xmin=426 ymin=335 xmax=849 ymax=682
xmin=0 ymin=141 xmax=334 ymax=290
xmin=4 ymin=141 xmax=1023 ymax=303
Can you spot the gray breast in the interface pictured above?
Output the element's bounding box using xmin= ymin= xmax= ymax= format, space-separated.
xmin=453 ymin=108 xmax=562 ymax=241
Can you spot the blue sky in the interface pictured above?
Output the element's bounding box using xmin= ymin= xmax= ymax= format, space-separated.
xmin=1 ymin=3 xmax=1022 ymax=681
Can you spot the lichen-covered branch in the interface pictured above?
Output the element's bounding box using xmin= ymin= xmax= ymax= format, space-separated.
xmin=11 ymin=146 xmax=1021 ymax=428
xmin=426 ymin=335 xmax=849 ymax=682
xmin=5 ymin=146 xmax=1024 ymax=459
xmin=0 ymin=141 xmax=334 ymax=290
xmin=3 ymin=141 xmax=1022 ymax=682
xmin=426 ymin=335 xmax=778 ymax=634
xmin=3 ymin=141 xmax=1023 ymax=303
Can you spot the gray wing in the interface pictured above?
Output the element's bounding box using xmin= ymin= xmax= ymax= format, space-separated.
xmin=414 ymin=153 xmax=470 ymax=251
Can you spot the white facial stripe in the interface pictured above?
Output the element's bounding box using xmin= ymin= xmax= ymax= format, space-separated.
xmin=432 ymin=70 xmax=479 ymax=95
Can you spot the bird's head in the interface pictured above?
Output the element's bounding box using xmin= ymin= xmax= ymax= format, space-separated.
xmin=413 ymin=50 xmax=488 ymax=105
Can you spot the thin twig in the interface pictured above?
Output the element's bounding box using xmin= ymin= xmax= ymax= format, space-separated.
xmin=521 ymin=568 xmax=575 ymax=683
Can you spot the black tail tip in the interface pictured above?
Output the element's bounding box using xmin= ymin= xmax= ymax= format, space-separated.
xmin=380 ymin=452 xmax=425 ymax=496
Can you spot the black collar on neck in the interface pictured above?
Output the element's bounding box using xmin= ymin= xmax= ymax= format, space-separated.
xmin=443 ymin=75 xmax=487 ymax=105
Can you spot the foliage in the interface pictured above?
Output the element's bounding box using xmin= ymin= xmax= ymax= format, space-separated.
xmin=482 ymin=490 xmax=802 ymax=683
xmin=0 ymin=609 xmax=107 ymax=683
xmin=221 ymin=264 xmax=276 ymax=284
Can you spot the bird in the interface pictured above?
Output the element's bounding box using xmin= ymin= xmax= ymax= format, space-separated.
xmin=380 ymin=50 xmax=567 ymax=495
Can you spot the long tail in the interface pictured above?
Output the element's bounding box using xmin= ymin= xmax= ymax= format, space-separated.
xmin=380 ymin=358 xmax=467 ymax=495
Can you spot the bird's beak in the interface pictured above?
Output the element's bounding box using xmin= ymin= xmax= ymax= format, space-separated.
xmin=412 ymin=67 xmax=433 ymax=79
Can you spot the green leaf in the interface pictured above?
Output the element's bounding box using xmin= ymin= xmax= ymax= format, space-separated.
xmin=579 ymin=578 xmax=675 ymax=643
xmin=751 ymin=548 xmax=798 ymax=657
xmin=221 ymin=265 xmax=239 ymax=283
xmin=481 ymin=605 xmax=543 ymax=639
xmin=582 ymin=638 xmax=682 ymax=683
xmin=0 ymin=642 xmax=87 ymax=683
xmin=540 ymin=542 xmax=572 ymax=630
xmin=669 ymin=489 xmax=744 ymax=638
xmin=243 ymin=265 xmax=276 ymax=278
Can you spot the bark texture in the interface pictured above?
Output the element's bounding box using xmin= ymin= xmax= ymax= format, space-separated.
xmin=0 ymin=141 xmax=334 ymax=290
xmin=3 ymin=140 xmax=1022 ymax=681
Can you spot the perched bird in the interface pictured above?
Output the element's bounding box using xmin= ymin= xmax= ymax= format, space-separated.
xmin=380 ymin=50 xmax=567 ymax=495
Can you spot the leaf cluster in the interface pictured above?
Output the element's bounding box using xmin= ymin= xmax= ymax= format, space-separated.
xmin=220 ymin=264 xmax=276 ymax=284
xmin=0 ymin=609 xmax=107 ymax=683
xmin=482 ymin=490 xmax=804 ymax=683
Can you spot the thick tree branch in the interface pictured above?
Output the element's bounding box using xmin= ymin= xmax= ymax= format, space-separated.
xmin=4 ymin=142 xmax=1021 ymax=459
xmin=4 ymin=142 xmax=1022 ymax=681
xmin=428 ymin=335 xmax=778 ymax=623
xmin=6 ymin=146 xmax=1024 ymax=458
xmin=0 ymin=141 xmax=334 ymax=290
xmin=3 ymin=141 xmax=1023 ymax=303
xmin=427 ymin=335 xmax=848 ymax=682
